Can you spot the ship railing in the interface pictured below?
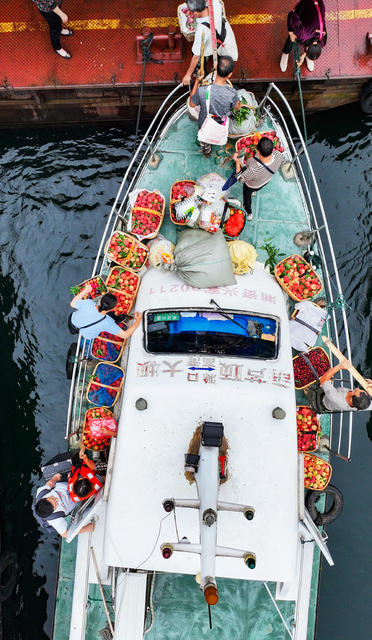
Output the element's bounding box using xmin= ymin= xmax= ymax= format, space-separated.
xmin=65 ymin=83 xmax=188 ymax=440
xmin=257 ymin=82 xmax=353 ymax=460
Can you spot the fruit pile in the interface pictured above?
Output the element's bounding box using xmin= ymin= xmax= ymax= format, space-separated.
xmin=171 ymin=180 xmax=196 ymax=201
xmin=274 ymin=255 xmax=323 ymax=301
xmin=106 ymin=267 xmax=139 ymax=316
xmin=236 ymin=130 xmax=284 ymax=159
xmin=129 ymin=208 xmax=162 ymax=238
xmin=70 ymin=277 xmax=107 ymax=299
xmin=133 ymin=190 xmax=164 ymax=213
xmin=297 ymin=406 xmax=320 ymax=452
xmin=87 ymin=363 xmax=124 ymax=407
xmin=223 ymin=208 xmax=246 ymax=238
xmin=107 ymin=232 xmax=148 ymax=271
xmin=304 ymin=454 xmax=332 ymax=490
xmin=82 ymin=407 xmax=115 ymax=451
xmin=91 ymin=327 xmax=125 ymax=362
xmin=293 ymin=347 xmax=330 ymax=389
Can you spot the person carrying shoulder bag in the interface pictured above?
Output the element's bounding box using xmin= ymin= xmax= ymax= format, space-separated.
xmin=70 ymin=283 xmax=142 ymax=342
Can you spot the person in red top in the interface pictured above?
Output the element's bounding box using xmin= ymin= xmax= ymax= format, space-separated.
xmin=68 ymin=448 xmax=104 ymax=503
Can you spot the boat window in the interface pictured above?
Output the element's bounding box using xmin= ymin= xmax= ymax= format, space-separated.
xmin=145 ymin=309 xmax=280 ymax=359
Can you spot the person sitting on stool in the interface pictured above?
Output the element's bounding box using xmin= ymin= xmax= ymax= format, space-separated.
xmin=232 ymin=136 xmax=284 ymax=221
xmin=280 ymin=0 xmax=327 ymax=73
xmin=305 ymin=359 xmax=372 ymax=413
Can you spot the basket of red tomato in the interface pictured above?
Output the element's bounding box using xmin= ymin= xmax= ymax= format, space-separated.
xmin=296 ymin=406 xmax=321 ymax=452
xmin=105 ymin=267 xmax=140 ymax=316
xmin=222 ymin=206 xmax=246 ymax=239
xmin=293 ymin=346 xmax=330 ymax=389
xmin=82 ymin=407 xmax=117 ymax=451
xmin=128 ymin=189 xmax=165 ymax=239
xmin=107 ymin=231 xmax=148 ymax=272
xmin=274 ymin=254 xmax=323 ymax=301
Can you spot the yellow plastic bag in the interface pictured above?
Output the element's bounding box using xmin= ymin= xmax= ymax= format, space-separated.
xmin=228 ymin=240 xmax=258 ymax=275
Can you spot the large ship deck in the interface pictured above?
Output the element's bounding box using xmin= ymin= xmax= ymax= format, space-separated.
xmin=0 ymin=0 xmax=371 ymax=125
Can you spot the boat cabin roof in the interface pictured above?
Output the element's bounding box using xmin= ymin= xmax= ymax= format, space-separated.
xmin=103 ymin=267 xmax=298 ymax=583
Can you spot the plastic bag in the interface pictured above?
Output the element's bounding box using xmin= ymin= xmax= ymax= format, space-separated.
xmin=197 ymin=172 xmax=227 ymax=203
xmin=229 ymin=89 xmax=258 ymax=138
xmin=227 ymin=240 xmax=258 ymax=275
xmin=198 ymin=200 xmax=225 ymax=233
xmin=173 ymin=229 xmax=236 ymax=288
xmin=148 ymin=234 xmax=175 ymax=270
xmin=90 ymin=417 xmax=117 ymax=439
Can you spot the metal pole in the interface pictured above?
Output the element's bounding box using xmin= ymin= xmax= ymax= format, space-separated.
xmin=90 ymin=546 xmax=114 ymax=637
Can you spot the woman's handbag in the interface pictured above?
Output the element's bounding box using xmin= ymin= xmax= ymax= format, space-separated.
xmin=197 ymin=86 xmax=229 ymax=146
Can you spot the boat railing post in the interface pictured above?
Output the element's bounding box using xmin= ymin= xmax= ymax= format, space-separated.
xmin=257 ymin=83 xmax=274 ymax=117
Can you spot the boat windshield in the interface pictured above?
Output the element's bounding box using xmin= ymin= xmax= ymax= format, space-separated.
xmin=145 ymin=309 xmax=280 ymax=359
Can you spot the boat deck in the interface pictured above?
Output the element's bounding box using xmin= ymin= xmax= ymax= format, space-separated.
xmin=53 ymin=110 xmax=333 ymax=640
xmin=0 ymin=0 xmax=371 ymax=89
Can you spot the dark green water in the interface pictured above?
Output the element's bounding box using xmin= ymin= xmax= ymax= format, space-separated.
xmin=0 ymin=104 xmax=370 ymax=640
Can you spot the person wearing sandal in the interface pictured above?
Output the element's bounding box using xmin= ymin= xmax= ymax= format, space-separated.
xmin=32 ymin=0 xmax=73 ymax=59
xmin=280 ymin=0 xmax=327 ymax=73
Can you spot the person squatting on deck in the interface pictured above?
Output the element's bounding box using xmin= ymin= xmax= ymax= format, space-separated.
xmin=31 ymin=0 xmax=74 ymax=59
xmin=182 ymin=0 xmax=238 ymax=86
xmin=190 ymin=56 xmax=240 ymax=156
xmin=35 ymin=469 xmax=95 ymax=537
xmin=305 ymin=359 xmax=372 ymax=413
xmin=280 ymin=0 xmax=327 ymax=73
xmin=70 ymin=282 xmax=142 ymax=341
xmin=232 ymin=137 xmax=285 ymax=221
xmin=68 ymin=447 xmax=104 ymax=503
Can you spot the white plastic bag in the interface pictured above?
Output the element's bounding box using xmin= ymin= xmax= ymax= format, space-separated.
xmin=197 ymin=172 xmax=227 ymax=203
xmin=148 ymin=235 xmax=175 ymax=270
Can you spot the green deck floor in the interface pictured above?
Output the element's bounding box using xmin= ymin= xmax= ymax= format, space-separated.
xmin=53 ymin=109 xmax=330 ymax=640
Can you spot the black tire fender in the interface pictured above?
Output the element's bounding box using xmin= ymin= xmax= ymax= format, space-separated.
xmin=0 ymin=551 xmax=18 ymax=603
xmin=305 ymin=484 xmax=344 ymax=526
xmin=360 ymin=79 xmax=372 ymax=115
xmin=66 ymin=343 xmax=77 ymax=380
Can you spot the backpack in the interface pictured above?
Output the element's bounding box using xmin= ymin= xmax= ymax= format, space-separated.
xmin=32 ymin=488 xmax=65 ymax=534
xmin=201 ymin=17 xmax=227 ymax=46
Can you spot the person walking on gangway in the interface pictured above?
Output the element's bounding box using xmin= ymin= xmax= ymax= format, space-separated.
xmin=31 ymin=0 xmax=74 ymax=59
xmin=280 ymin=0 xmax=327 ymax=73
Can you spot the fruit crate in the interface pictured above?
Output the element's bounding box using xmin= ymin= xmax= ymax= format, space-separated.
xmin=296 ymin=406 xmax=321 ymax=452
xmin=128 ymin=189 xmax=165 ymax=240
xmin=70 ymin=276 xmax=107 ymax=299
xmin=274 ymin=254 xmax=323 ymax=301
xmin=235 ymin=130 xmax=284 ymax=156
xmin=107 ymin=231 xmax=148 ymax=272
xmin=82 ymin=407 xmax=116 ymax=451
xmin=86 ymin=362 xmax=125 ymax=408
xmin=222 ymin=206 xmax=246 ymax=239
xmin=293 ymin=346 xmax=330 ymax=390
xmin=169 ymin=180 xmax=197 ymax=226
xmin=304 ymin=453 xmax=332 ymax=490
xmin=91 ymin=327 xmax=127 ymax=363
xmin=105 ymin=266 xmax=140 ymax=316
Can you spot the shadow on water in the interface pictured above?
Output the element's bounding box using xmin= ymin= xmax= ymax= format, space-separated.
xmin=0 ymin=106 xmax=370 ymax=639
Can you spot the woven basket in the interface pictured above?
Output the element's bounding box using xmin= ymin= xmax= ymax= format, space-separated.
xmin=169 ymin=180 xmax=197 ymax=226
xmin=235 ymin=130 xmax=279 ymax=154
xmin=293 ymin=346 xmax=330 ymax=390
xmin=177 ymin=3 xmax=195 ymax=41
xmin=105 ymin=266 xmax=140 ymax=316
xmin=222 ymin=206 xmax=246 ymax=239
xmin=128 ymin=206 xmax=164 ymax=240
xmin=86 ymin=363 xmax=125 ymax=408
xmin=304 ymin=453 xmax=332 ymax=491
xmin=70 ymin=276 xmax=107 ymax=299
xmin=82 ymin=407 xmax=115 ymax=450
xmin=107 ymin=232 xmax=148 ymax=272
xmin=296 ymin=405 xmax=320 ymax=453
xmin=274 ymin=254 xmax=323 ymax=302
xmin=91 ymin=332 xmax=126 ymax=364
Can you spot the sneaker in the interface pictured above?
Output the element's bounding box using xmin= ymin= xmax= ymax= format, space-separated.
xmin=55 ymin=48 xmax=71 ymax=59
xmin=247 ymin=212 xmax=253 ymax=221
xmin=305 ymin=56 xmax=315 ymax=72
xmin=280 ymin=53 xmax=289 ymax=72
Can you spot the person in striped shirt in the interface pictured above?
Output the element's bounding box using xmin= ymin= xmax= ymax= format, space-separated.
xmin=232 ymin=137 xmax=284 ymax=221
xmin=31 ymin=0 xmax=73 ymax=59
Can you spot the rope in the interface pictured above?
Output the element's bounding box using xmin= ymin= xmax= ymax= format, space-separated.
xmin=143 ymin=571 xmax=156 ymax=636
xmin=293 ymin=41 xmax=308 ymax=147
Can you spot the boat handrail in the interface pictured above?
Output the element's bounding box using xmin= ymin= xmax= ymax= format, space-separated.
xmin=258 ymin=83 xmax=353 ymax=459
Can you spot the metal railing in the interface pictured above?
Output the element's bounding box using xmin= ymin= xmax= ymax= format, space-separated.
xmin=257 ymin=82 xmax=353 ymax=460
xmin=65 ymin=84 xmax=188 ymax=439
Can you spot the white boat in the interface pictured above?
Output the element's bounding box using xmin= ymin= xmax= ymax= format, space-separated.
xmin=53 ymin=83 xmax=353 ymax=640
